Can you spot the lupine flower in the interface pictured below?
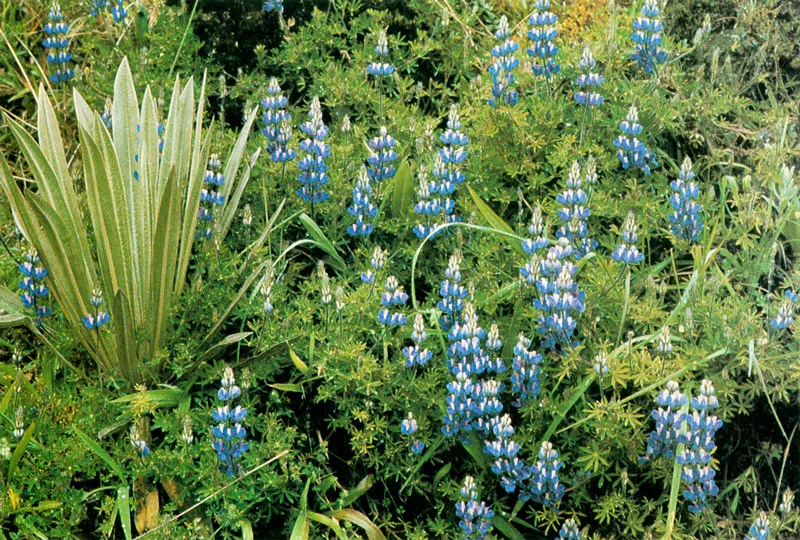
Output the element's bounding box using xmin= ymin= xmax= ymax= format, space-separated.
xmin=212 ymin=367 xmax=249 ymax=476
xmin=297 ymin=97 xmax=330 ymax=204
xmin=42 ymin=4 xmax=74 ymax=85
xmin=403 ymin=313 xmax=433 ymax=368
xmin=455 ymin=476 xmax=494 ymax=539
xmin=438 ymin=251 xmax=469 ymax=330
xmin=400 ymin=412 xmax=418 ymax=435
xmin=678 ymin=379 xmax=722 ymax=513
xmin=346 ymin=168 xmax=378 ymax=237
xmin=111 ymin=0 xmax=127 ymax=23
xmin=669 ymin=157 xmax=703 ymax=242
xmin=584 ymin=155 xmax=598 ymax=187
xmin=441 ymin=368 xmax=475 ymax=440
xmin=18 ymin=249 xmax=52 ymax=327
xmin=261 ymin=261 xmax=275 ymax=314
xmin=181 ymin=416 xmax=194 ymax=445
xmin=197 ymin=154 xmax=226 ymax=240
xmin=411 ymin=441 xmax=425 ymax=454
xmin=262 ymin=0 xmax=283 ymax=13
xmin=533 ymin=243 xmax=586 ymax=350
xmin=335 ymin=286 xmax=345 ymax=314
xmin=13 ymin=407 xmax=25 ymax=439
xmin=341 ymin=115 xmax=351 ymax=134
xmin=641 ymin=380 xmax=687 ymax=462
xmin=614 ymin=105 xmax=658 ymax=175
xmin=82 ymin=288 xmax=110 ymax=330
xmin=489 ymin=16 xmax=520 ymax=107
xmin=412 ymin=164 xmax=444 ymax=239
xmin=593 ymin=352 xmax=609 ymax=376
xmin=779 ymin=489 xmax=795 ymax=515
xmin=318 ymin=261 xmax=332 ymax=306
xmin=261 ymin=79 xmax=295 ymax=163
xmin=367 ymin=126 xmax=398 ymax=184
xmin=90 ymin=0 xmax=108 ymax=17
xmin=557 ymin=518 xmax=582 ymax=540
xmin=361 ymin=246 xmax=386 ymax=285
xmin=367 ymin=29 xmax=394 ymax=77
xmin=378 ymin=276 xmax=408 ymax=327
xmin=574 ymin=47 xmax=604 ymax=107
xmin=527 ymin=0 xmax=560 ymax=79
xmin=485 ymin=413 xmax=527 ymax=494
xmin=657 ymin=326 xmax=673 ymax=356
xmin=510 ymin=333 xmax=542 ymax=407
xmin=745 ymin=513 xmax=770 ymax=540
xmin=432 ymin=105 xmax=468 ymax=227
xmin=556 ymin=162 xmax=596 ymax=259
xmin=101 ymin=99 xmax=113 ymax=129
xmin=522 ymin=206 xmax=549 ymax=255
xmin=130 ymin=423 xmax=150 ymax=457
xmin=11 ymin=347 xmax=23 ymax=365
xmin=612 ymin=212 xmax=644 ymax=264
xmin=632 ymin=0 xmax=668 ymax=74
xmin=525 ymin=441 xmax=565 ymax=507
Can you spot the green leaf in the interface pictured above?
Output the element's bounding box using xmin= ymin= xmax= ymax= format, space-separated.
xmin=307 ymin=512 xmax=347 ymax=539
xmin=289 ymin=348 xmax=309 ymax=375
xmin=339 ymin=475 xmax=373 ymax=507
xmin=466 ymin=185 xmax=523 ymax=254
xmin=70 ymin=427 xmax=126 ymax=482
xmin=112 ymin=291 xmax=140 ymax=384
xmin=197 ymin=332 xmax=254 ymax=364
xmin=117 ymin=486 xmax=133 ymax=540
xmin=8 ymin=421 xmax=35 ymax=482
xmin=433 ymin=463 xmax=451 ymax=488
xmin=290 ymin=480 xmax=311 ymax=540
xmin=241 ymin=520 xmax=254 ymax=540
xmin=492 ymin=515 xmax=527 ymax=540
xmin=111 ymin=387 xmax=186 ymax=407
xmin=217 ymin=107 xmax=259 ymax=239
xmin=327 ymin=509 xmax=386 ymax=540
xmin=299 ymin=213 xmax=346 ymax=273
xmin=390 ymin=161 xmax=414 ymax=220
xmin=269 ymin=383 xmax=303 ymax=393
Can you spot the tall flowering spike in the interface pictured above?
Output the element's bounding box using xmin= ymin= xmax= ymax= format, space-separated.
xmin=669 ymin=157 xmax=703 ymax=242
xmin=347 ymin=166 xmax=378 ymax=237
xmin=678 ymin=379 xmax=722 ymax=513
xmin=297 ymin=97 xmax=330 ymax=204
xmin=403 ymin=313 xmax=433 ymax=368
xmin=111 ymin=0 xmax=127 ymax=23
xmin=526 ymin=441 xmax=565 ymax=507
xmin=641 ymin=380 xmax=687 ymax=462
xmin=261 ymin=79 xmax=295 ymax=163
xmin=612 ymin=212 xmax=644 ymax=264
xmin=82 ymin=288 xmax=110 ymax=330
xmin=527 ymin=0 xmax=560 ymax=79
xmin=367 ymin=29 xmax=395 ymax=77
xmin=455 ymin=476 xmax=494 ymax=539
xmin=632 ymin=0 xmax=668 ymax=74
xmin=574 ymin=47 xmax=604 ymax=107
xmin=197 ymin=154 xmax=226 ymax=240
xmin=489 ymin=15 xmax=520 ymax=107
xmin=261 ymin=260 xmax=275 ymax=314
xmin=18 ymin=248 xmax=52 ymax=327
xmin=771 ymin=290 xmax=797 ymax=330
xmin=212 ymin=367 xmax=249 ymax=477
xmin=412 ymin=164 xmax=442 ymax=239
xmin=42 ymin=4 xmax=74 ymax=85
xmin=521 ymin=205 xmax=549 ymax=255
xmin=614 ymin=105 xmax=658 ymax=175
xmin=510 ymin=333 xmax=542 ymax=407
xmin=556 ymin=162 xmax=596 ymax=259
xmin=432 ymin=105 xmax=468 ymax=228
xmin=556 ymin=519 xmax=582 ymax=540
xmin=745 ymin=513 xmax=770 ymax=540
xmin=130 ymin=422 xmax=150 ymax=457
xmin=533 ymin=242 xmax=586 ymax=351
xmin=361 ymin=246 xmax=386 ymax=285
xmin=101 ymin=98 xmax=113 ymax=129
xmin=484 ymin=413 xmax=528 ymax=495
xmin=13 ymin=407 xmax=25 ymax=439
xmin=377 ymin=276 xmax=408 ymax=327
xmin=438 ymin=251 xmax=469 ymax=330
xmin=367 ymin=126 xmax=398 ymax=184
xmin=90 ymin=0 xmax=109 ymax=17
xmin=262 ymin=0 xmax=284 ymax=13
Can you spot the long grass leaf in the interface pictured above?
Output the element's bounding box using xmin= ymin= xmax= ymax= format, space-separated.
xmin=71 ymin=427 xmax=126 ymax=481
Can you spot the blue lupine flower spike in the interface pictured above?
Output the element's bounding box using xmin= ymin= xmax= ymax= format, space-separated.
xmin=438 ymin=251 xmax=469 ymax=330
xmin=771 ymin=289 xmax=797 ymax=330
xmin=197 ymin=154 xmax=226 ymax=240
xmin=377 ymin=276 xmax=408 ymax=327
xmin=111 ymin=0 xmax=127 ymax=23
xmin=668 ymin=157 xmax=703 ymax=242
xmin=678 ymin=379 xmax=722 ymax=513
xmin=413 ymin=164 xmax=443 ymax=239
xmin=455 ymin=476 xmax=494 ymax=539
xmin=347 ymin=166 xmax=378 ymax=237
xmin=367 ymin=126 xmax=398 ymax=184
xmin=556 ymin=161 xmax=596 ymax=259
xmin=745 ymin=512 xmax=770 ymax=540
xmin=641 ymin=380 xmax=687 ymax=462
xmin=297 ymin=96 xmax=330 ymax=205
xmin=556 ymin=518 xmax=582 ymax=540
xmin=212 ymin=367 xmax=249 ymax=477
xmin=527 ymin=0 xmax=560 ymax=79
xmin=574 ymin=47 xmax=604 ymax=107
xmin=489 ymin=15 xmax=520 ymax=107
xmin=403 ymin=313 xmax=433 ymax=368
xmin=632 ymin=0 xmax=668 ymax=74
xmin=361 ymin=246 xmax=386 ymax=285
xmin=90 ymin=0 xmax=108 ymax=17
xmin=82 ymin=288 xmax=110 ymax=330
xmin=614 ymin=105 xmax=658 ymax=175
xmin=18 ymin=248 xmax=52 ymax=327
xmin=42 ymin=4 xmax=74 ymax=84
xmin=612 ymin=212 xmax=644 ymax=264
xmin=367 ymin=29 xmax=394 ymax=77
xmin=263 ymin=0 xmax=283 ymax=13
xmin=261 ymin=78 xmax=295 ymax=163
xmin=432 ymin=105 xmax=468 ymax=230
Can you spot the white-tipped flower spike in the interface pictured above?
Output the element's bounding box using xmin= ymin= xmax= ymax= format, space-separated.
xmin=318 ymin=262 xmax=332 ymax=305
xmin=585 ymin=155 xmax=598 ymax=186
xmin=335 ymin=286 xmax=345 ymax=313
xmin=13 ymin=407 xmax=24 ymax=439
xmin=341 ymin=115 xmax=351 ymax=133
xmin=400 ymin=412 xmax=418 ymax=435
xmin=614 ymin=105 xmax=658 ymax=175
xmin=657 ymin=326 xmax=673 ymax=356
xmin=181 ymin=416 xmax=194 ymax=445
xmin=261 ymin=261 xmax=275 ymax=314
xmin=488 ymin=15 xmax=520 ymax=107
xmin=367 ymin=29 xmax=394 ymax=77
xmin=242 ymin=204 xmax=253 ymax=227
xmin=612 ymin=212 xmax=644 ymax=265
xmin=574 ymin=46 xmax=604 ymax=107
xmin=594 ymin=352 xmax=609 ymax=375
xmin=779 ymin=489 xmax=795 ymax=514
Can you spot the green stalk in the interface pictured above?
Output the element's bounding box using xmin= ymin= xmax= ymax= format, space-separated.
xmin=169 ymin=0 xmax=200 ymax=78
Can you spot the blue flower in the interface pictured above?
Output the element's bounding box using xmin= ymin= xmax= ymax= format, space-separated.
xmin=614 ymin=105 xmax=658 ymax=175
xmin=261 ymin=78 xmax=296 ymax=163
xmin=197 ymin=154 xmax=226 ymax=240
xmin=632 ymin=0 xmax=668 ymax=74
xmin=574 ymin=47 xmax=604 ymax=107
xmin=18 ymin=249 xmax=52 ymax=327
xmin=510 ymin=333 xmax=542 ymax=407
xmin=212 ymin=367 xmax=249 ymax=477
xmin=111 ymin=0 xmax=127 ymax=23
xmin=556 ymin=162 xmax=596 ymax=259
xmin=367 ymin=126 xmax=398 ymax=184
xmin=367 ymin=29 xmax=394 ymax=77
xmin=400 ymin=412 xmax=418 ymax=435
xmin=518 ymin=441 xmax=565 ymax=507
xmin=402 ymin=313 xmax=433 ymax=368
xmin=377 ymin=276 xmax=408 ymax=327
xmin=430 ymin=105 xmax=468 ymax=229
xmin=533 ymin=242 xmax=586 ymax=350
xmin=262 ymin=0 xmax=283 ymax=13
xmin=641 ymin=380 xmax=687 ymax=462
xmin=668 ymin=157 xmax=703 ymax=242
xmin=42 ymin=4 xmax=74 ymax=85
xmin=612 ymin=212 xmax=644 ymax=264
xmin=745 ymin=513 xmax=770 ymax=540
xmin=411 ymin=440 xmax=425 ymax=454
xmin=101 ymin=99 xmax=113 ymax=129
xmin=677 ymin=379 xmax=722 ymax=513
xmin=437 ymin=252 xmax=469 ymax=330
xmin=556 ymin=518 xmax=582 ymax=540
xmin=361 ymin=246 xmax=386 ymax=285
xmin=527 ymin=0 xmax=560 ymax=79
xmin=412 ymin=164 xmax=444 ymax=239
xmin=82 ymin=288 xmax=110 ymax=330
xmin=297 ymin=97 xmax=330 ymax=204
xmin=521 ymin=205 xmax=549 ymax=255
xmin=455 ymin=476 xmax=494 ymax=539
xmin=771 ymin=290 xmax=797 ymax=330
xmin=90 ymin=0 xmax=108 ymax=17
xmin=489 ymin=16 xmax=520 ymax=107
xmin=130 ymin=423 xmax=150 ymax=457
xmin=347 ymin=167 xmax=377 ymax=237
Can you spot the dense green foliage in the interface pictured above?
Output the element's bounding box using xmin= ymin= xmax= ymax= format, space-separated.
xmin=0 ymin=0 xmax=798 ymax=538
